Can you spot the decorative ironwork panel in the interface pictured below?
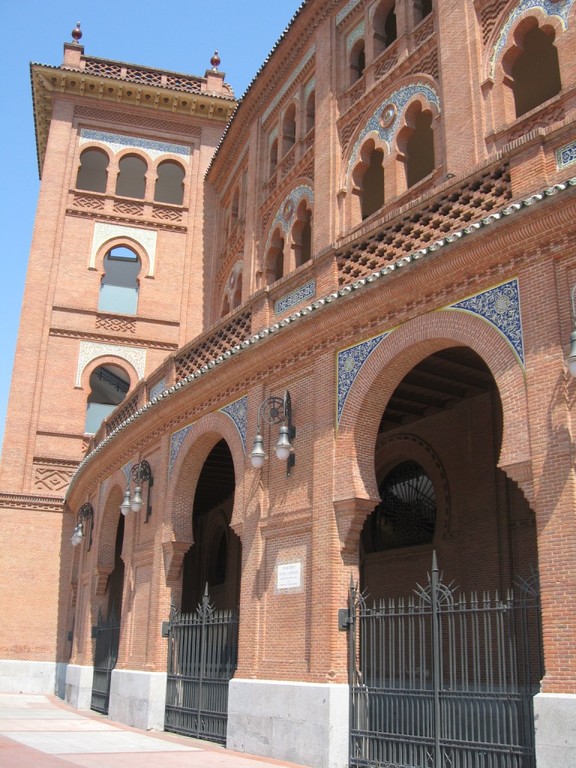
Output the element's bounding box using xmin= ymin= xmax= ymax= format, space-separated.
xmin=164 ymin=588 xmax=239 ymax=745
xmin=346 ymin=555 xmax=543 ymax=768
xmin=91 ymin=609 xmax=120 ymax=715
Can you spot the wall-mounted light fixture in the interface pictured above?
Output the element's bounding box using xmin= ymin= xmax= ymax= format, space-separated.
xmin=251 ymin=390 xmax=295 ymax=476
xmin=568 ymin=286 xmax=576 ymax=376
xmin=120 ymin=459 xmax=154 ymax=521
xmin=71 ymin=502 xmax=94 ymax=548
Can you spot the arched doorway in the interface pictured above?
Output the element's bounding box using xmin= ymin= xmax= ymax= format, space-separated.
xmin=165 ymin=438 xmax=241 ymax=744
xmin=350 ymin=346 xmax=542 ymax=767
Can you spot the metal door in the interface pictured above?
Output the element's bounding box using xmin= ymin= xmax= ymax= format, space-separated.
xmin=164 ymin=586 xmax=238 ymax=745
xmin=90 ymin=609 xmax=120 ymax=715
xmin=345 ymin=553 xmax=543 ymax=767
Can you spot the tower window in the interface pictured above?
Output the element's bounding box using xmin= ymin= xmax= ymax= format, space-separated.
xmin=98 ymin=246 xmax=141 ymax=315
xmin=154 ymin=160 xmax=185 ymax=205
xmin=76 ymin=148 xmax=109 ymax=193
xmin=115 ymin=154 xmax=147 ymax=199
xmin=85 ymin=364 xmax=130 ymax=434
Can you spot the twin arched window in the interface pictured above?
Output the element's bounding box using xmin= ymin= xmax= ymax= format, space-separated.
xmin=76 ymin=149 xmax=185 ymax=205
xmin=264 ymin=200 xmax=313 ymax=285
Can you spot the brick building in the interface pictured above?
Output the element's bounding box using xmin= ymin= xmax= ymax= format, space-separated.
xmin=1 ymin=2 xmax=575 ymax=767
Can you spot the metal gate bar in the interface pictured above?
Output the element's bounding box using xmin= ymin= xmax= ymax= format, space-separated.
xmin=164 ymin=586 xmax=238 ymax=745
xmin=91 ymin=609 xmax=120 ymax=715
xmin=347 ymin=553 xmax=543 ymax=768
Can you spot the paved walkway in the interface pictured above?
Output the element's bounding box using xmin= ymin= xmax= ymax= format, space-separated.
xmin=0 ymin=693 xmax=308 ymax=768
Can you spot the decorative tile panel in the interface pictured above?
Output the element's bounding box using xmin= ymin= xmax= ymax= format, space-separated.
xmin=220 ymin=396 xmax=248 ymax=452
xmin=489 ymin=0 xmax=574 ymax=78
xmin=448 ymin=278 xmax=524 ymax=365
xmin=80 ymin=129 xmax=191 ymax=162
xmin=347 ymin=83 xmax=441 ymax=180
xmin=91 ymin=223 xmax=158 ymax=276
xmin=337 ymin=333 xmax=390 ymax=426
xmin=149 ymin=379 xmax=167 ymax=400
xmin=556 ymin=140 xmax=576 ymax=170
xmin=76 ymin=341 xmax=146 ymax=386
xmin=169 ymin=424 xmax=194 ymax=476
xmin=275 ymin=280 xmax=316 ymax=315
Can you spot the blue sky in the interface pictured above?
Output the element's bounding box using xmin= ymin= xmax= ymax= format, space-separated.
xmin=0 ymin=1 xmax=301 ymax=454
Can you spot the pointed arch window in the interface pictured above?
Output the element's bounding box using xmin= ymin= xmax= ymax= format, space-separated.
xmin=292 ymin=202 xmax=313 ymax=267
xmin=98 ymin=245 xmax=141 ymax=315
xmin=350 ymin=39 xmax=366 ymax=85
xmin=404 ymin=108 xmax=435 ymax=188
xmin=361 ymin=147 xmax=385 ymax=219
xmin=510 ymin=26 xmax=561 ymax=118
xmin=85 ymin=364 xmax=130 ymax=434
xmin=374 ymin=2 xmax=397 ymax=57
xmin=154 ymin=160 xmax=185 ymax=205
xmin=76 ymin=148 xmax=109 ymax=193
xmin=115 ymin=154 xmax=147 ymax=199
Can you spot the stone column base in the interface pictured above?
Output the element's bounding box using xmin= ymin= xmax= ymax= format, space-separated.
xmin=65 ymin=664 xmax=94 ymax=710
xmin=0 ymin=659 xmax=58 ymax=694
xmin=108 ymin=669 xmax=167 ymax=731
xmin=534 ymin=692 xmax=576 ymax=768
xmin=227 ymin=679 xmax=349 ymax=768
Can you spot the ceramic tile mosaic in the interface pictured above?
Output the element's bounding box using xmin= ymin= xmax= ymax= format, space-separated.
xmin=76 ymin=342 xmax=146 ymax=387
xmin=91 ymin=223 xmax=158 ymax=275
xmin=275 ymin=280 xmax=316 ymax=315
xmin=556 ymin=139 xmax=576 ymax=170
xmin=448 ymin=278 xmax=524 ymax=365
xmin=337 ymin=332 xmax=389 ymax=426
xmin=220 ymin=396 xmax=248 ymax=452
xmin=169 ymin=424 xmax=194 ymax=476
xmin=80 ymin=129 xmax=191 ymax=161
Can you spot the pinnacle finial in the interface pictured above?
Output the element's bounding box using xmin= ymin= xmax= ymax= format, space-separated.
xmin=210 ymin=50 xmax=221 ymax=71
xmin=71 ymin=22 xmax=82 ymax=44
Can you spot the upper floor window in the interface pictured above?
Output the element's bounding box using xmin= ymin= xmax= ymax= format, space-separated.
xmin=292 ymin=202 xmax=313 ymax=267
xmin=98 ymin=245 xmax=141 ymax=315
xmin=154 ymin=160 xmax=185 ymax=205
xmin=282 ymin=103 xmax=297 ymax=156
xmin=414 ymin=0 xmax=432 ymax=25
xmin=305 ymin=90 xmax=316 ymax=134
xmin=85 ymin=363 xmax=130 ymax=434
xmin=361 ymin=145 xmax=385 ymax=219
xmin=265 ymin=230 xmax=285 ymax=285
xmin=509 ymin=25 xmax=561 ymax=118
xmin=115 ymin=154 xmax=147 ymax=199
xmin=401 ymin=106 xmax=435 ymax=188
xmin=350 ymin=39 xmax=366 ymax=85
xmin=76 ymin=148 xmax=109 ymax=193
xmin=373 ymin=2 xmax=397 ymax=57
xmin=269 ymin=137 xmax=279 ymax=176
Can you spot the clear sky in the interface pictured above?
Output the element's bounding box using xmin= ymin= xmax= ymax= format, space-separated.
xmin=0 ymin=1 xmax=302 ymax=455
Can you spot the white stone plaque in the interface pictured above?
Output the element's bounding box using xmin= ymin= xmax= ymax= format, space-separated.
xmin=276 ymin=562 xmax=302 ymax=591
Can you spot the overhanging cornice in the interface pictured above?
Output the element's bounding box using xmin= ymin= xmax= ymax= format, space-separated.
xmin=30 ymin=62 xmax=237 ymax=177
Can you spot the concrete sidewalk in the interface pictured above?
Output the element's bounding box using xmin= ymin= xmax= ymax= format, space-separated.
xmin=0 ymin=693 xmax=309 ymax=768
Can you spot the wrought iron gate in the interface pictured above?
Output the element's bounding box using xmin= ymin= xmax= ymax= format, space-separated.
xmin=91 ymin=609 xmax=120 ymax=714
xmin=164 ymin=586 xmax=239 ymax=745
xmin=346 ymin=553 xmax=543 ymax=768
